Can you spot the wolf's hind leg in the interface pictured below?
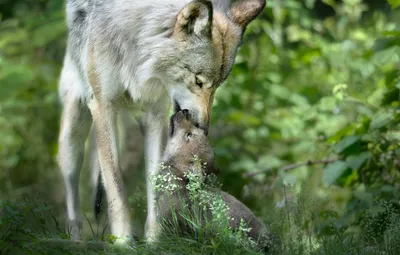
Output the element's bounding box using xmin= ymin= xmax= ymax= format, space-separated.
xmin=58 ymin=92 xmax=92 ymax=240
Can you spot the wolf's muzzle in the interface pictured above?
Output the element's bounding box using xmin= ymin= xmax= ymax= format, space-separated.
xmin=199 ymin=124 xmax=209 ymax=136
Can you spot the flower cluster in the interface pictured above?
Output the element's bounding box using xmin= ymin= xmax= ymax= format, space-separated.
xmin=185 ymin=155 xmax=229 ymax=224
xmin=235 ymin=218 xmax=257 ymax=249
xmin=153 ymin=163 xmax=182 ymax=194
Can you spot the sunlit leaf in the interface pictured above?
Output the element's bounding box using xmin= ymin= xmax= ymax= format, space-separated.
xmin=334 ymin=136 xmax=360 ymax=154
xmin=32 ymin=20 xmax=66 ymax=47
xmin=226 ymin=111 xmax=261 ymax=126
xmin=369 ymin=112 xmax=394 ymax=130
xmin=279 ymin=170 xmax=297 ymax=186
xmin=353 ymin=191 xmax=373 ymax=205
xmin=386 ymin=131 xmax=400 ymax=141
xmin=345 ymin=152 xmax=371 ymax=169
xmin=371 ymin=46 xmax=400 ymax=66
xmin=387 ymin=0 xmax=400 ymax=9
xmin=257 ymin=155 xmax=282 ymax=171
xmin=0 ymin=65 xmax=33 ymax=102
xmin=323 ymin=161 xmax=348 ymax=185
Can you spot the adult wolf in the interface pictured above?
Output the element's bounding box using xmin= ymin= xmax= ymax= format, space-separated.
xmin=58 ymin=0 xmax=265 ymax=244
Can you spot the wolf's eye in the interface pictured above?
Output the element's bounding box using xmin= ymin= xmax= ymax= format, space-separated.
xmin=195 ymin=77 xmax=203 ymax=88
xmin=186 ymin=132 xmax=192 ymax=141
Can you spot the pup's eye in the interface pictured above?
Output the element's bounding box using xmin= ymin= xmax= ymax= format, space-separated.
xmin=195 ymin=77 xmax=203 ymax=88
xmin=186 ymin=132 xmax=192 ymax=141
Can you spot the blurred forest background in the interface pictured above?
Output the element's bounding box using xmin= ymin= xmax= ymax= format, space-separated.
xmin=1 ymin=0 xmax=400 ymax=254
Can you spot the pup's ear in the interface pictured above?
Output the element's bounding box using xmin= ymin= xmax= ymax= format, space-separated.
xmin=173 ymin=0 xmax=213 ymax=39
xmin=230 ymin=0 xmax=266 ymax=29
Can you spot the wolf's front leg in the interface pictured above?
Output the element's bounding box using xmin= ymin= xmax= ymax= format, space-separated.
xmin=88 ymin=98 xmax=133 ymax=245
xmin=143 ymin=100 xmax=170 ymax=241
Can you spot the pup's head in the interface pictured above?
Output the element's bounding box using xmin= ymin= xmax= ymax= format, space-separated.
xmin=162 ymin=109 xmax=219 ymax=177
xmin=156 ymin=0 xmax=266 ymax=133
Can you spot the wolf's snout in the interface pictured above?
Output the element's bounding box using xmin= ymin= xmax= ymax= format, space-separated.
xmin=199 ymin=124 xmax=209 ymax=136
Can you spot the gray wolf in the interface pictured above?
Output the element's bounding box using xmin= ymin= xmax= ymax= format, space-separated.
xmin=157 ymin=110 xmax=279 ymax=252
xmin=58 ymin=0 xmax=265 ymax=244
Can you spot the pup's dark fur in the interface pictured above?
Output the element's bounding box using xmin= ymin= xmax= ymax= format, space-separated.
xmin=157 ymin=110 xmax=279 ymax=252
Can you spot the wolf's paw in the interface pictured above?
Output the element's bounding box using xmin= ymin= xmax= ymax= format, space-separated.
xmin=108 ymin=235 xmax=135 ymax=251
xmin=67 ymin=218 xmax=82 ymax=241
xmin=144 ymin=220 xmax=161 ymax=243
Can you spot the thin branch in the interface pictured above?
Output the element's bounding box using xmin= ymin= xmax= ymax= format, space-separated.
xmin=244 ymin=158 xmax=340 ymax=178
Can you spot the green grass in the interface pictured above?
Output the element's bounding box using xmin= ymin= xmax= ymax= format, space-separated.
xmin=1 ymin=189 xmax=400 ymax=255
xmin=1 ymin=200 xmax=400 ymax=254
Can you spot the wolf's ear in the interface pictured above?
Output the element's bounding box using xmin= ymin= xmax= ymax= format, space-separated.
xmin=230 ymin=0 xmax=266 ymax=29
xmin=173 ymin=0 xmax=213 ymax=39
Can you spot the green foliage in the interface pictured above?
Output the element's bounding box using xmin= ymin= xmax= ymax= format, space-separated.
xmin=211 ymin=0 xmax=400 ymax=249
xmin=0 ymin=0 xmax=65 ymax=202
xmin=388 ymin=0 xmax=400 ymax=9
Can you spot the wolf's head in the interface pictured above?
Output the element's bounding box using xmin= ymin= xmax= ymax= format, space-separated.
xmin=156 ymin=0 xmax=266 ymax=134
xmin=162 ymin=109 xmax=219 ymax=177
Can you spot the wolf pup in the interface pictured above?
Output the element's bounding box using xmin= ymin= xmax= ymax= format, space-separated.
xmin=156 ymin=110 xmax=279 ymax=252
xmin=59 ymin=0 xmax=266 ymax=243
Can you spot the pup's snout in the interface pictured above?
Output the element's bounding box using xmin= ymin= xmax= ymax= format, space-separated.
xmin=169 ymin=109 xmax=209 ymax=137
xmin=173 ymin=109 xmax=190 ymax=122
xmin=182 ymin=109 xmax=189 ymax=118
xmin=181 ymin=110 xmax=209 ymax=136
xmin=170 ymin=110 xmax=189 ymax=137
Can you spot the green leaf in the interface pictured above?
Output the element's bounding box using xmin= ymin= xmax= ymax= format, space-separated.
xmin=371 ymin=46 xmax=400 ymax=66
xmin=32 ymin=21 xmax=66 ymax=47
xmin=322 ymin=0 xmax=337 ymax=8
xmin=396 ymin=80 xmax=400 ymax=89
xmin=323 ymin=161 xmax=348 ymax=185
xmin=381 ymin=185 xmax=395 ymax=193
xmin=345 ymin=152 xmax=371 ymax=169
xmin=386 ymin=131 xmax=400 ymax=141
xmin=279 ymin=172 xmax=297 ymax=186
xmin=353 ymin=191 xmax=373 ymax=205
xmin=327 ymin=124 xmax=356 ymax=144
xmin=230 ymin=158 xmax=256 ymax=172
xmin=388 ymin=0 xmax=400 ymax=9
xmin=227 ymin=111 xmax=261 ymax=126
xmin=0 ymin=65 xmax=33 ymax=101
xmin=369 ymin=112 xmax=394 ymax=130
xmin=319 ymin=96 xmax=337 ymax=112
xmin=257 ymin=155 xmax=282 ymax=171
xmin=334 ymin=136 xmax=360 ymax=154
